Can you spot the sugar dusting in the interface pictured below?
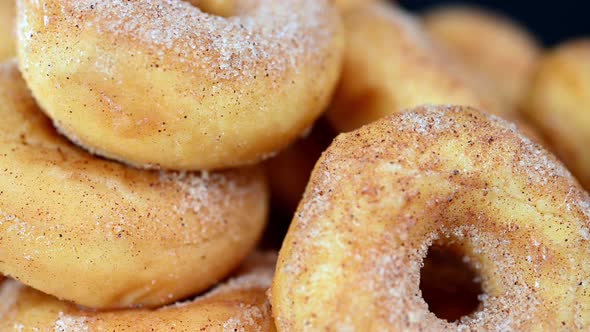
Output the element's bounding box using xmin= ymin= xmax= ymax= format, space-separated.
xmin=210 ymin=266 xmax=274 ymax=298
xmin=155 ymin=169 xmax=261 ymax=244
xmin=222 ymin=304 xmax=266 ymax=332
xmin=276 ymin=105 xmax=590 ymax=330
xmin=54 ymin=312 xmax=89 ymax=332
xmin=1 ymin=280 xmax=90 ymax=331
xmin=397 ymin=104 xmax=572 ymax=185
xmin=364 ymin=226 xmax=541 ymax=330
xmin=159 ymin=170 xmax=247 ymax=217
xmin=0 ymin=209 xmax=32 ymax=239
xmin=53 ymin=0 xmax=336 ymax=81
xmin=397 ymin=104 xmax=455 ymax=134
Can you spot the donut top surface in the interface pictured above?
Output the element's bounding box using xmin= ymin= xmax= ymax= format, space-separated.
xmin=23 ymin=0 xmax=335 ymax=82
xmin=273 ymin=105 xmax=590 ymax=330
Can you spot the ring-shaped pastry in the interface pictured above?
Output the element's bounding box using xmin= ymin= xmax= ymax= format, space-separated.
xmin=17 ymin=0 xmax=344 ymax=170
xmin=273 ymin=105 xmax=589 ymax=330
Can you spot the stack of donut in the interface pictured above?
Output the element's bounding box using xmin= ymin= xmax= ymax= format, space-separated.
xmin=1 ymin=0 xmax=589 ymax=331
xmin=2 ymin=0 xmax=342 ymax=329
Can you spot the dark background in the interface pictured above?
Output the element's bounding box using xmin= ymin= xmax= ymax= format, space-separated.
xmin=397 ymin=0 xmax=589 ymax=46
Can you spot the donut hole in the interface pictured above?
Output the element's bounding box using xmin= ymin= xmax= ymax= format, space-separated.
xmin=184 ymin=0 xmax=235 ymax=17
xmin=419 ymin=243 xmax=483 ymax=322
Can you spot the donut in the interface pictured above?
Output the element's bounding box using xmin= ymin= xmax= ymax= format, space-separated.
xmin=0 ymin=0 xmax=15 ymax=60
xmin=0 ymin=252 xmax=277 ymax=331
xmin=272 ymin=105 xmax=590 ymax=330
xmin=424 ymin=5 xmax=541 ymax=109
xmin=0 ymin=61 xmax=268 ymax=309
xmin=524 ymin=39 xmax=590 ymax=190
xmin=17 ymin=0 xmax=344 ymax=170
xmin=326 ymin=2 xmax=505 ymax=133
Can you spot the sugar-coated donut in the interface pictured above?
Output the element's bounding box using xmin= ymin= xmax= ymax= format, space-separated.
xmin=0 ymin=252 xmax=277 ymax=332
xmin=326 ymin=2 xmax=505 ymax=133
xmin=0 ymin=0 xmax=15 ymax=60
xmin=272 ymin=105 xmax=590 ymax=330
xmin=424 ymin=6 xmax=541 ymax=109
xmin=17 ymin=0 xmax=343 ymax=170
xmin=524 ymin=39 xmax=590 ymax=190
xmin=0 ymin=61 xmax=268 ymax=309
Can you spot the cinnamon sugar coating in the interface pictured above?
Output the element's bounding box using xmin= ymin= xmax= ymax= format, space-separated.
xmin=0 ymin=252 xmax=277 ymax=331
xmin=0 ymin=62 xmax=269 ymax=309
xmin=272 ymin=105 xmax=590 ymax=331
xmin=16 ymin=0 xmax=343 ymax=170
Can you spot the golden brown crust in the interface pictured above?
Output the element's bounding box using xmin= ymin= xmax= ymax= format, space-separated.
xmin=0 ymin=61 xmax=269 ymax=309
xmin=0 ymin=0 xmax=15 ymax=60
xmin=17 ymin=0 xmax=344 ymax=170
xmin=272 ymin=105 xmax=590 ymax=331
xmin=424 ymin=5 xmax=541 ymax=109
xmin=524 ymin=39 xmax=590 ymax=191
xmin=0 ymin=252 xmax=277 ymax=332
xmin=326 ymin=3 xmax=507 ymax=133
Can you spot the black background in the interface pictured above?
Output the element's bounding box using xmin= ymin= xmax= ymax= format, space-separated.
xmin=398 ymin=0 xmax=589 ymax=46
